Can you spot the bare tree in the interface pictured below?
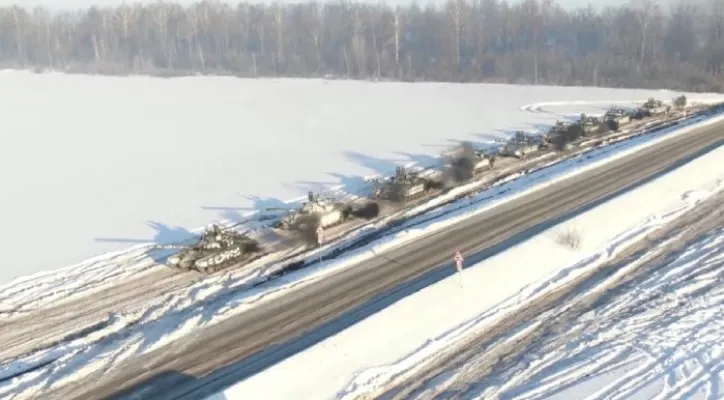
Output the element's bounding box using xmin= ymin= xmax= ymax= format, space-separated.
xmin=0 ymin=0 xmax=721 ymax=91
xmin=631 ymin=0 xmax=659 ymax=69
xmin=447 ymin=0 xmax=465 ymax=68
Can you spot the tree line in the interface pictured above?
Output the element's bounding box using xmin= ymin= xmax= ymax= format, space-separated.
xmin=1 ymin=0 xmax=724 ymax=92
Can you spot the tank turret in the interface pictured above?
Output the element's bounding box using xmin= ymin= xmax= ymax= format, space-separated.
xmin=166 ymin=225 xmax=260 ymax=273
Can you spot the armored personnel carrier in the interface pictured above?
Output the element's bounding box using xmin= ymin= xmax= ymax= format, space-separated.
xmin=276 ymin=191 xmax=379 ymax=231
xmin=603 ymin=107 xmax=631 ymax=131
xmin=635 ymin=98 xmax=670 ymax=118
xmin=373 ymin=166 xmax=431 ymax=202
xmin=167 ymin=225 xmax=260 ymax=273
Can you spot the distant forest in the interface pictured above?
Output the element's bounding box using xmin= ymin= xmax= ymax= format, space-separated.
xmin=2 ymin=0 xmax=724 ymax=91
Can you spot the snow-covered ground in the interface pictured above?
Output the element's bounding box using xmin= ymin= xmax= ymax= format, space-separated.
xmin=207 ymin=128 xmax=724 ymax=400
xmin=2 ymin=68 xmax=723 ymax=284
xmin=2 ymin=71 xmax=724 ymax=398
xmin=0 ymin=98 xmax=717 ymax=320
xmin=454 ymin=226 xmax=724 ymax=400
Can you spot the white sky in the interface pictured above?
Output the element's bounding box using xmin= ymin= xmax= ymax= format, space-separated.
xmin=0 ymin=0 xmax=654 ymax=12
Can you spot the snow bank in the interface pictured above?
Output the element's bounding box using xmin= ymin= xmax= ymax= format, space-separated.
xmin=209 ymin=132 xmax=724 ymax=400
xmin=3 ymin=68 xmax=723 ymax=283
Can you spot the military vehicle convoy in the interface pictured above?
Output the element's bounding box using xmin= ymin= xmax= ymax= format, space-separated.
xmin=166 ymin=225 xmax=260 ymax=273
xmin=166 ymin=95 xmax=696 ymax=274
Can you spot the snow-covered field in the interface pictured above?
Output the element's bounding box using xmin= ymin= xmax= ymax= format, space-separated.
xmin=4 ymin=109 xmax=720 ymax=400
xmin=208 ymin=130 xmax=724 ymax=400
xmin=2 ymin=71 xmax=724 ymax=399
xmin=2 ymin=68 xmax=723 ymax=284
xmin=0 ymin=99 xmax=718 ymax=320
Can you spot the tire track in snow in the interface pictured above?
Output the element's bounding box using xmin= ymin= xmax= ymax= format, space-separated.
xmin=489 ymin=226 xmax=724 ymax=400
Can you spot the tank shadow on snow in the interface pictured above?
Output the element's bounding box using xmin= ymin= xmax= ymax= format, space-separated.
xmin=148 ymin=138 xmax=724 ymax=400
xmin=289 ymin=172 xmax=373 ymax=198
xmin=343 ymin=151 xmax=407 ymax=177
xmin=93 ymin=221 xmax=196 ymax=246
xmin=199 ymin=131 xmax=543 ymax=226
xmin=201 ymin=195 xmax=293 ymax=224
xmin=393 ymin=151 xmax=439 ymax=170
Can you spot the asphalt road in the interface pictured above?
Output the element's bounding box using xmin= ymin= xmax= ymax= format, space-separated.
xmin=372 ymin=187 xmax=724 ymax=399
xmin=42 ymin=120 xmax=724 ymax=400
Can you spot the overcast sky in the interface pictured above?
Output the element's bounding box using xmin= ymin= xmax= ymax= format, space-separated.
xmin=0 ymin=0 xmax=652 ymax=11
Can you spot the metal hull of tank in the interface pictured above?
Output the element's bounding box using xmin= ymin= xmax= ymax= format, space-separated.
xmin=647 ymin=105 xmax=669 ymax=115
xmin=402 ymin=182 xmax=426 ymax=198
xmin=168 ymin=247 xmax=258 ymax=274
xmin=581 ymin=122 xmax=604 ymax=135
xmin=606 ymin=115 xmax=630 ymax=131
xmin=509 ymin=144 xmax=540 ymax=159
xmin=374 ymin=182 xmax=426 ymax=202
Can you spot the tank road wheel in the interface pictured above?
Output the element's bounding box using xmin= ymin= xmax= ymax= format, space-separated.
xmin=197 ymin=263 xmax=220 ymax=274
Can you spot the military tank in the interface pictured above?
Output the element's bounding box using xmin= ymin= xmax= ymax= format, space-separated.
xmin=166 ymin=225 xmax=260 ymax=273
xmin=373 ymin=166 xmax=431 ymax=202
xmin=634 ymin=98 xmax=670 ymax=118
xmin=578 ymin=113 xmax=606 ymax=136
xmin=498 ymin=131 xmax=542 ymax=158
xmin=603 ymin=107 xmax=631 ymax=131
xmin=541 ymin=121 xmax=580 ymax=151
xmin=275 ymin=191 xmax=379 ymax=231
xmin=443 ymin=142 xmax=495 ymax=183
xmin=542 ymin=121 xmax=570 ymax=143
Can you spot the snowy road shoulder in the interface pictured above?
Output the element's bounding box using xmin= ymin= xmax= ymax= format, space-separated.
xmin=208 ymin=133 xmax=724 ymax=400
